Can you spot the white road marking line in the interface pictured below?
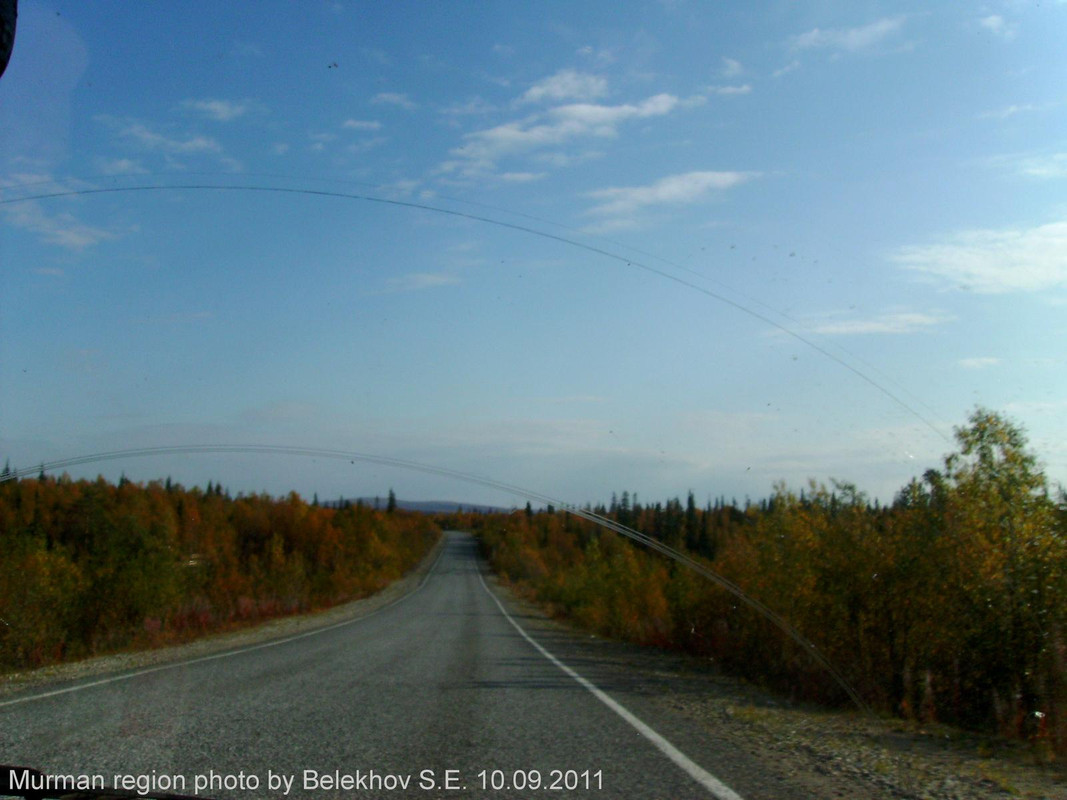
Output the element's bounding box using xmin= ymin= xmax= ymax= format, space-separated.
xmin=0 ymin=538 xmax=446 ymax=709
xmin=477 ymin=569 xmax=746 ymax=800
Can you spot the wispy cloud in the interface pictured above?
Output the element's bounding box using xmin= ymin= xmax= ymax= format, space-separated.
xmin=1016 ymin=153 xmax=1067 ymax=179
xmin=437 ymin=97 xmax=495 ymax=118
xmin=96 ymin=115 xmax=239 ymax=169
xmin=577 ymin=45 xmax=616 ymax=66
xmin=359 ymin=47 xmax=392 ymax=67
xmin=382 ymin=272 xmax=461 ymax=293
xmin=533 ymin=150 xmax=604 ymax=168
xmin=377 ymin=179 xmax=421 ymax=198
xmin=444 ymin=93 xmax=687 ymax=177
xmin=233 ymin=41 xmax=264 ymax=59
xmin=371 ymin=92 xmax=417 ymax=110
xmin=1 ymin=174 xmax=117 ymax=250
xmin=993 ymin=151 xmax=1067 ymax=179
xmin=2 ymin=201 xmax=117 ymax=249
xmin=579 ymin=217 xmax=643 ymax=235
xmin=346 ymin=137 xmax=386 ymax=154
xmin=440 ymin=97 xmax=496 ymax=117
xmin=518 ymin=69 xmax=608 ymax=105
xmin=809 ymin=311 xmax=950 ymax=335
xmin=499 ymin=172 xmax=546 ymax=182
xmin=541 ymin=394 xmax=607 ymax=405
xmin=958 ymin=357 xmax=1001 ymax=369
xmin=116 ymin=121 xmax=221 ymax=154
xmin=792 ymin=17 xmax=906 ymax=53
xmin=773 ymin=60 xmax=801 ymax=78
xmin=180 ymin=98 xmax=258 ymax=122
xmin=978 ymin=14 xmax=1017 ymax=40
xmin=708 ymin=84 xmax=752 ymax=96
xmin=308 ymin=131 xmax=337 ymax=153
xmin=978 ymin=102 xmax=1049 ymax=120
xmin=585 ymin=170 xmax=758 ymax=218
xmin=133 ymin=310 xmax=214 ymax=325
xmin=721 ymin=57 xmax=743 ymax=77
xmin=342 ymin=119 xmax=382 ymax=130
xmin=893 ymin=220 xmax=1067 ymax=293
xmin=95 ymin=157 xmax=147 ymax=175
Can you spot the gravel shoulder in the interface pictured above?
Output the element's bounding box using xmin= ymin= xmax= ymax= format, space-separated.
xmin=0 ymin=532 xmax=446 ymax=700
xmin=490 ymin=574 xmax=1067 ymax=800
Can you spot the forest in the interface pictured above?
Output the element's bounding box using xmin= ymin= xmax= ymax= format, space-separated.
xmin=464 ymin=409 xmax=1067 ymax=756
xmin=0 ymin=474 xmax=438 ymax=671
xmin=2 ymin=408 xmax=1064 ymax=755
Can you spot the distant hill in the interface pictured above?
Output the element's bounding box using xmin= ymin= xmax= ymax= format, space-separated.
xmin=323 ymin=497 xmax=512 ymax=514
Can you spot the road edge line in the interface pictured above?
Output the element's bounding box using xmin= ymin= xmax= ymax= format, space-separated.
xmin=477 ymin=569 xmax=745 ymax=800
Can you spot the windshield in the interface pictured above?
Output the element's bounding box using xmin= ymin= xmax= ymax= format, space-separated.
xmin=2 ymin=3 xmax=1066 ymax=799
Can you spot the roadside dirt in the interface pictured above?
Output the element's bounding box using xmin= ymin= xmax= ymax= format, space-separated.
xmin=0 ymin=533 xmax=446 ymax=700
xmin=494 ymin=576 xmax=1067 ymax=800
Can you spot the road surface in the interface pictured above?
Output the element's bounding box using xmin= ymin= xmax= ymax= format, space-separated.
xmin=1 ymin=532 xmax=803 ymax=799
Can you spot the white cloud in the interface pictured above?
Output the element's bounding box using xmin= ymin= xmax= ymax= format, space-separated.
xmin=518 ymin=69 xmax=609 ymax=105
xmin=308 ymin=132 xmax=337 ymax=152
xmin=533 ymin=150 xmax=604 ymax=168
xmin=377 ymin=179 xmax=421 ymax=198
xmin=792 ymin=17 xmax=905 ymax=53
xmin=708 ymin=84 xmax=752 ymax=95
xmin=499 ymin=172 xmax=546 ymax=182
xmin=383 ymin=272 xmax=461 ymax=292
xmin=958 ymin=357 xmax=1001 ymax=369
xmin=371 ymin=92 xmax=417 ymax=110
xmin=721 ymin=57 xmax=743 ymax=77
xmin=125 ymin=123 xmax=221 ymax=153
xmin=554 ymin=93 xmax=679 ymax=128
xmin=233 ymin=41 xmax=264 ymax=59
xmin=1005 ymin=399 xmax=1067 ymax=415
xmin=577 ymin=45 xmax=616 ymax=65
xmin=2 ymin=201 xmax=117 ymax=249
xmin=134 ymin=310 xmax=214 ymax=325
xmin=578 ymin=217 xmax=643 ymax=236
xmin=180 ymin=98 xmax=255 ymax=122
xmin=585 ymin=170 xmax=758 ymax=217
xmin=978 ymin=103 xmax=1046 ymax=120
xmin=346 ymin=137 xmax=386 ymax=154
xmin=492 ymin=43 xmax=515 ymax=57
xmin=271 ymin=142 xmax=290 ymax=156
xmin=540 ymin=394 xmax=608 ymax=405
xmin=342 ymin=119 xmax=382 ymax=130
xmin=446 ymin=93 xmax=684 ymax=176
xmin=894 ymin=220 xmax=1067 ymax=293
xmin=97 ymin=116 xmax=222 ymax=156
xmin=809 ymin=311 xmax=950 ymax=335
xmin=979 ymin=14 xmax=1017 ymax=40
xmin=1004 ymin=152 xmax=1067 ymax=179
xmin=95 ymin=157 xmax=147 ymax=175
xmin=440 ymin=97 xmax=496 ymax=116
xmin=773 ymin=60 xmax=801 ymax=78
xmin=359 ymin=47 xmax=391 ymax=67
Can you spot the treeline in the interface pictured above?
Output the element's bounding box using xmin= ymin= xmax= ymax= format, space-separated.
xmin=471 ymin=409 xmax=1067 ymax=755
xmin=0 ymin=475 xmax=439 ymax=671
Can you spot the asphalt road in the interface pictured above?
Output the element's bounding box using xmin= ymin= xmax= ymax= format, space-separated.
xmin=1 ymin=532 xmax=775 ymax=800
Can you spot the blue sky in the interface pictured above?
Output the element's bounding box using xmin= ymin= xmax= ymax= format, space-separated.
xmin=2 ymin=1 xmax=1065 ymax=507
